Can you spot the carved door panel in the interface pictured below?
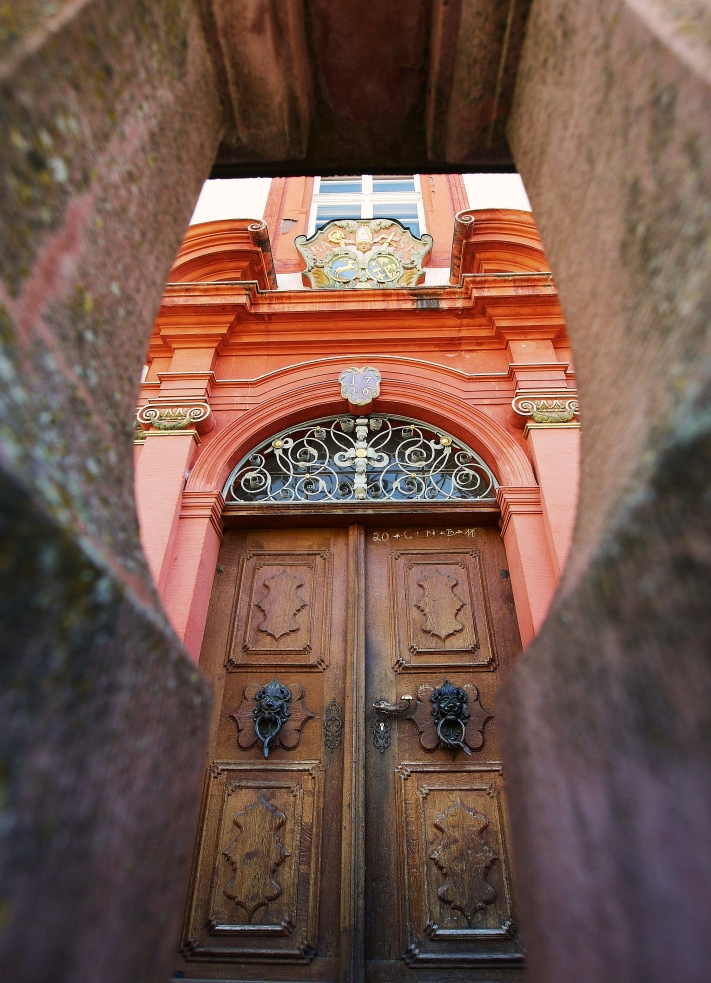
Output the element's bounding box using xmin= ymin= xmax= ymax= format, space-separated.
xmin=364 ymin=525 xmax=524 ymax=982
xmin=176 ymin=526 xmax=358 ymax=983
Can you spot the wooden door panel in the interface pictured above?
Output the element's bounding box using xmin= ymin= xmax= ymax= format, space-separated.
xmin=177 ymin=527 xmax=353 ymax=983
xmin=397 ymin=765 xmax=519 ymax=966
xmin=390 ymin=548 xmax=496 ymax=671
xmin=365 ymin=525 xmax=524 ymax=982
xmin=179 ymin=519 xmax=524 ymax=983
xmin=228 ymin=549 xmax=334 ymax=670
xmin=183 ymin=761 xmax=323 ymax=964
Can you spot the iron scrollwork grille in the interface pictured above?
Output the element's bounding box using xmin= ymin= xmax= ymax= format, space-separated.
xmin=222 ymin=415 xmax=498 ymax=505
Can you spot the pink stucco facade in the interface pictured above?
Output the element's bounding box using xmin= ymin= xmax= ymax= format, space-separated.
xmin=135 ymin=189 xmax=580 ymax=659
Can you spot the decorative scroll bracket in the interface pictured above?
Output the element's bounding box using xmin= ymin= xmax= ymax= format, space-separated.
xmin=510 ymin=391 xmax=579 ymax=429
xmin=136 ymin=399 xmax=215 ymax=436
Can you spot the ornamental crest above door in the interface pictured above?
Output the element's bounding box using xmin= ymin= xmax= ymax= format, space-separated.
xmin=295 ymin=219 xmax=433 ymax=288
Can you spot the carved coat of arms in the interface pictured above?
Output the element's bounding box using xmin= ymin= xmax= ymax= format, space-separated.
xmin=339 ymin=366 xmax=381 ymax=406
xmin=295 ymin=219 xmax=433 ymax=289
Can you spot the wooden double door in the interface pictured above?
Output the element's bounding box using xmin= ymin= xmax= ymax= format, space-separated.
xmin=177 ymin=522 xmax=524 ymax=983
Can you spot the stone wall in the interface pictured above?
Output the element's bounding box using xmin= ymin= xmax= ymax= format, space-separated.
xmin=0 ymin=2 xmax=222 ymax=980
xmin=501 ymin=2 xmax=711 ymax=980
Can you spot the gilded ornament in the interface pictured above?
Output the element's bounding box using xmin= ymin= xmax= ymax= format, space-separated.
xmin=511 ymin=392 xmax=579 ymax=426
xmin=295 ymin=219 xmax=432 ymax=290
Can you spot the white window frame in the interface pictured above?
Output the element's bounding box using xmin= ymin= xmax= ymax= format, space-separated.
xmin=308 ymin=174 xmax=426 ymax=237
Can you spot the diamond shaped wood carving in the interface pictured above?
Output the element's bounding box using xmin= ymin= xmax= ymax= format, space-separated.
xmin=415 ymin=568 xmax=466 ymax=642
xmin=256 ymin=569 xmax=308 ymax=641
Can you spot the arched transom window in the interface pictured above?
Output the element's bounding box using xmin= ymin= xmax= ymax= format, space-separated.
xmin=222 ymin=415 xmax=498 ymax=505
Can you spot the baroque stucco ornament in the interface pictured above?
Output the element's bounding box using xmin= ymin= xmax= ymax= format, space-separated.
xmin=295 ymin=219 xmax=432 ymax=289
xmin=511 ymin=392 xmax=580 ymax=426
xmin=339 ymin=366 xmax=381 ymax=406
xmin=136 ymin=400 xmax=215 ymax=436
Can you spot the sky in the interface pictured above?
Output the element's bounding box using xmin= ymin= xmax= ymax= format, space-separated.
xmin=188 ymin=173 xmax=531 ymax=225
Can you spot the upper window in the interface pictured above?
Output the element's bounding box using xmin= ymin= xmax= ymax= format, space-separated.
xmin=372 ymin=175 xmax=416 ymax=193
xmin=318 ymin=176 xmax=363 ymax=194
xmin=310 ymin=175 xmax=425 ymax=238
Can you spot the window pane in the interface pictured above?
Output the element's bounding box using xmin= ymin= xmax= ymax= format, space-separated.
xmin=373 ymin=176 xmax=416 ymax=193
xmin=319 ymin=176 xmax=362 ymax=194
xmin=372 ymin=203 xmax=420 ymax=236
xmin=315 ymin=204 xmax=362 ymax=230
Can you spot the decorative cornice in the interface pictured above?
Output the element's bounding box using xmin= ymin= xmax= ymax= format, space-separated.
xmin=450 ymin=209 xmax=551 ymax=283
xmin=497 ymin=486 xmax=542 ymax=537
xmin=136 ymin=400 xmax=215 ymax=436
xmin=180 ymin=491 xmax=225 ymax=540
xmin=523 ymin=421 xmax=581 ymax=437
xmin=511 ymin=391 xmax=579 ymax=427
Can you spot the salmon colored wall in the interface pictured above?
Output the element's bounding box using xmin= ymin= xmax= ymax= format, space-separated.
xmin=526 ymin=425 xmax=581 ymax=577
xmin=421 ymin=174 xmax=469 ymax=266
xmin=135 ymin=207 xmax=580 ymax=660
xmin=266 ymin=175 xmax=313 ymax=273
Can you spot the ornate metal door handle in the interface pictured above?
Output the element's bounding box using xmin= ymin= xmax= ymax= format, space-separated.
xmin=372 ymin=682 xmax=476 ymax=755
xmin=371 ymin=695 xmax=414 ymax=753
xmin=429 ymin=680 xmax=472 ymax=755
xmin=372 ymin=695 xmax=415 ymax=717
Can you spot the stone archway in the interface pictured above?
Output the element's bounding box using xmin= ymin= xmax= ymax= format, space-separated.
xmin=2 ymin=4 xmax=711 ymax=983
xmin=170 ymin=369 xmax=544 ymax=658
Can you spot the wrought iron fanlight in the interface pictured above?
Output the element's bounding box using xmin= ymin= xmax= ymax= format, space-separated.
xmin=222 ymin=414 xmax=498 ymax=505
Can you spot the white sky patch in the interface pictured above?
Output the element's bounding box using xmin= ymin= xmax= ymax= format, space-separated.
xmin=462 ymin=173 xmax=531 ymax=211
xmin=189 ymin=177 xmax=272 ymax=225
xmin=189 ymin=172 xmax=531 ymax=226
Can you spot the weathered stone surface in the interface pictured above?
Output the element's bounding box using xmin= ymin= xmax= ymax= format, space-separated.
xmin=0 ymin=1 xmax=221 ymax=980
xmin=209 ymin=0 xmax=531 ymax=175
xmin=0 ymin=473 xmax=210 ymax=982
xmin=502 ymin=1 xmax=711 ymax=980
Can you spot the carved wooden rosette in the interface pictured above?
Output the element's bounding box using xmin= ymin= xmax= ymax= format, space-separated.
xmin=230 ymin=683 xmax=314 ymax=753
xmin=409 ymin=683 xmax=493 ymax=754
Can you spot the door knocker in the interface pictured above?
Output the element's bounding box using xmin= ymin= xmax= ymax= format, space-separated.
xmin=372 ymin=680 xmax=490 ymax=755
xmin=253 ymin=678 xmax=291 ymax=757
xmin=430 ymin=680 xmax=471 ymax=755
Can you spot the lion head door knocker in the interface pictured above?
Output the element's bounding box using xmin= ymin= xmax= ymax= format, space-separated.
xmin=230 ymin=680 xmax=313 ymax=756
xmin=253 ymin=678 xmax=292 ymax=757
xmin=430 ymin=680 xmax=471 ymax=755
